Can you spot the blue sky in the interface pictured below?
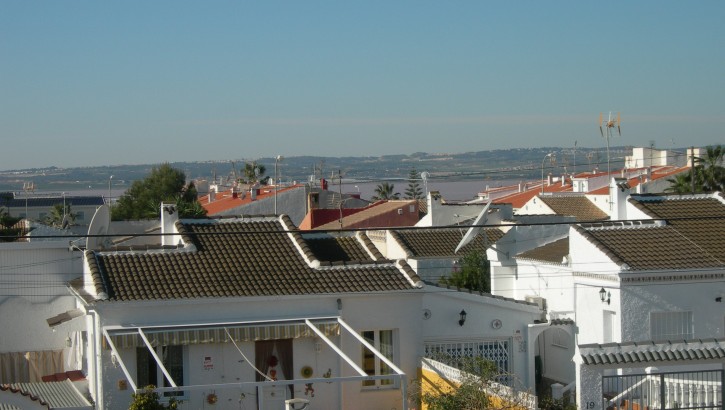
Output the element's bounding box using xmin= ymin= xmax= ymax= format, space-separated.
xmin=1 ymin=1 xmax=723 ymax=170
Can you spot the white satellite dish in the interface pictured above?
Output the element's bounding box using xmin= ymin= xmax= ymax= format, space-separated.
xmin=86 ymin=205 xmax=111 ymax=250
xmin=454 ymin=201 xmax=491 ymax=254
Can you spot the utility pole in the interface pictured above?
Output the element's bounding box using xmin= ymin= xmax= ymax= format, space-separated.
xmin=691 ymin=146 xmax=695 ymax=194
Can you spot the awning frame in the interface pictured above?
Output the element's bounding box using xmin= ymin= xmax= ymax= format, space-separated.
xmin=102 ymin=316 xmax=408 ymax=409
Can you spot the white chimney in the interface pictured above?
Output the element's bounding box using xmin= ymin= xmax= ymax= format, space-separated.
xmin=160 ymin=203 xmax=181 ymax=246
xmin=611 ymin=178 xmax=630 ymax=220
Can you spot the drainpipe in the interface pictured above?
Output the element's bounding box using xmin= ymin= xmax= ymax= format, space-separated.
xmin=88 ymin=309 xmax=103 ymax=408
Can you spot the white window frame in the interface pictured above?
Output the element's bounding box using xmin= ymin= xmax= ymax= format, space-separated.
xmin=650 ymin=311 xmax=693 ymax=341
xmin=361 ymin=329 xmax=398 ymax=389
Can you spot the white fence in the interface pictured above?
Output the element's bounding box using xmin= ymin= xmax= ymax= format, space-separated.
xmin=421 ymin=357 xmax=537 ymax=409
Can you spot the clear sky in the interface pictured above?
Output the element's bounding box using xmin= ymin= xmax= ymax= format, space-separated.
xmin=1 ymin=1 xmax=723 ymax=170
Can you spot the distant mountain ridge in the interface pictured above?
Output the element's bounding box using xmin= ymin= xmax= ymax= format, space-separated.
xmin=0 ymin=146 xmax=638 ymax=192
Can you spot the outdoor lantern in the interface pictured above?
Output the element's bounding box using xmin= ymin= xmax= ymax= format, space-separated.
xmin=599 ymin=287 xmax=611 ymax=305
xmin=458 ymin=309 xmax=467 ymax=326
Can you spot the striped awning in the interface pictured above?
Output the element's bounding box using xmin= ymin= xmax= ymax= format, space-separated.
xmin=105 ymin=322 xmax=340 ymax=349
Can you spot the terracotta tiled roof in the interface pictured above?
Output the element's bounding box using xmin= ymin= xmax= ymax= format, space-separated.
xmin=580 ymin=338 xmax=725 ymax=365
xmin=516 ymin=238 xmax=569 ymax=264
xmin=539 ymin=196 xmax=609 ymax=222
xmin=201 ymin=185 xmax=303 ymax=215
xmin=315 ymin=200 xmax=419 ymax=230
xmin=573 ymin=194 xmax=725 ymax=271
xmin=628 ymin=195 xmax=725 ymax=262
xmin=493 ymin=183 xmax=571 ymax=209
xmin=587 ymin=166 xmax=688 ymax=195
xmin=81 ymin=216 xmax=421 ymax=301
xmin=391 ymin=227 xmax=505 ymax=257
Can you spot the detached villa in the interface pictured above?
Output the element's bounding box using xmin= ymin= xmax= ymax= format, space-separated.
xmin=62 ymin=205 xmax=542 ymax=409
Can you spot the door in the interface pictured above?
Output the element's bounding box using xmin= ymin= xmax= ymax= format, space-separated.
xmin=255 ymin=339 xmax=293 ymax=410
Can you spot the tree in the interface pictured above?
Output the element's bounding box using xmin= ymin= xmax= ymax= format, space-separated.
xmin=43 ymin=202 xmax=77 ymax=228
xmin=440 ymin=249 xmax=490 ymax=292
xmin=128 ymin=386 xmax=178 ymax=410
xmin=404 ymin=168 xmax=423 ymax=199
xmin=665 ymin=172 xmax=699 ymax=194
xmin=694 ymin=145 xmax=724 ymax=192
xmin=243 ymin=161 xmax=267 ymax=184
xmin=411 ymin=356 xmax=531 ymax=410
xmin=112 ymin=164 xmax=206 ymax=220
xmin=372 ymin=182 xmax=400 ymax=200
xmin=0 ymin=206 xmax=23 ymax=242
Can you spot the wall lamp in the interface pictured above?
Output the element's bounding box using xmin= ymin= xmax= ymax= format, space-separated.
xmin=458 ymin=310 xmax=467 ymax=326
xmin=599 ymin=288 xmax=611 ymax=305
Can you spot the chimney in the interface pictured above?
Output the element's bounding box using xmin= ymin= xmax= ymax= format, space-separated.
xmin=561 ymin=175 xmax=566 ymax=187
xmin=547 ymin=174 xmax=552 ymax=186
xmin=160 ymin=203 xmax=181 ymax=246
xmin=518 ymin=181 xmax=523 ymax=193
xmin=611 ymin=177 xmax=630 ymax=220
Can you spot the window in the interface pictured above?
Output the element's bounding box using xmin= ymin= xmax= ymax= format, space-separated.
xmin=551 ymin=328 xmax=570 ymax=348
xmin=137 ymin=345 xmax=186 ymax=398
xmin=361 ymin=330 xmax=396 ymax=388
xmin=650 ymin=311 xmax=693 ymax=340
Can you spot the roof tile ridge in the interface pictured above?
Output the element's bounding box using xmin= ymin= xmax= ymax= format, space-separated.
xmin=355 ymin=231 xmax=384 ymax=261
xmin=174 ymin=220 xmax=198 ymax=251
xmin=84 ymin=250 xmax=109 ymax=300
xmin=572 ymin=225 xmax=629 ymax=269
xmin=396 ymin=260 xmax=423 ymax=288
xmin=279 ymin=215 xmax=320 ymax=268
xmin=388 ymin=230 xmax=413 ymax=258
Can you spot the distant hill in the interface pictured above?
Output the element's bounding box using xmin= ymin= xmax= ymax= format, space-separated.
xmin=0 ymin=146 xmax=636 ymax=193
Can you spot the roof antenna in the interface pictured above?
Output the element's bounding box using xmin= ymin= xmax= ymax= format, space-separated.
xmin=599 ymin=112 xmax=622 ymax=210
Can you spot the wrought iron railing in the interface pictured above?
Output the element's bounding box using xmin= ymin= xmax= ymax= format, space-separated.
xmin=603 ymin=370 xmax=723 ymax=410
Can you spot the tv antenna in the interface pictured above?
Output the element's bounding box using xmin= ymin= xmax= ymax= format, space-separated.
xmin=599 ymin=112 xmax=621 ymax=178
xmin=599 ymin=112 xmax=622 ymax=210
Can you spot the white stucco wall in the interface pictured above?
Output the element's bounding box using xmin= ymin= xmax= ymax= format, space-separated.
xmin=513 ymin=260 xmax=574 ymax=318
xmin=0 ymin=242 xmax=84 ymax=355
xmin=87 ymin=292 xmax=423 ymax=410
xmin=619 ymin=272 xmax=725 ymax=342
xmin=421 ymin=287 xmax=542 ymax=390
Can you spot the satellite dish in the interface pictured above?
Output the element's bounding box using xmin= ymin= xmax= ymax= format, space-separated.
xmin=454 ymin=201 xmax=492 ymax=254
xmin=420 ymin=171 xmax=429 ymax=181
xmin=86 ymin=205 xmax=111 ymax=250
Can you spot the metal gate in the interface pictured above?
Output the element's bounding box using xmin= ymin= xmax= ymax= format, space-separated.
xmin=424 ymin=339 xmax=510 ymax=375
xmin=602 ymin=370 xmax=723 ymax=410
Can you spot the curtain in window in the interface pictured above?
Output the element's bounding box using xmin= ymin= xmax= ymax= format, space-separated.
xmin=275 ymin=339 xmax=294 ymax=397
xmin=0 ymin=350 xmax=64 ymax=383
xmin=378 ymin=330 xmax=394 ymax=385
xmin=254 ymin=340 xmax=275 ymax=382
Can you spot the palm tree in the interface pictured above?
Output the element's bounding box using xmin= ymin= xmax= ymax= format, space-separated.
xmin=694 ymin=145 xmax=724 ymax=192
xmin=44 ymin=203 xmax=77 ymax=228
xmin=665 ymin=173 xmax=696 ymax=194
xmin=372 ymin=182 xmax=400 ymax=200
xmin=243 ymin=161 xmax=266 ymax=184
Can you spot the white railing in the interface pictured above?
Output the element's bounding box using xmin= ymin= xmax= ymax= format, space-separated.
xmin=421 ymin=357 xmax=537 ymax=409
xmin=605 ymin=372 xmax=723 ymax=410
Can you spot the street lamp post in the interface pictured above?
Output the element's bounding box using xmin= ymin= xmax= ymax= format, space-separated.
xmin=541 ymin=153 xmax=554 ymax=194
xmin=274 ymin=156 xmax=283 ymax=215
xmin=108 ymin=175 xmax=113 ymax=206
xmin=339 ymin=197 xmax=355 ymax=230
